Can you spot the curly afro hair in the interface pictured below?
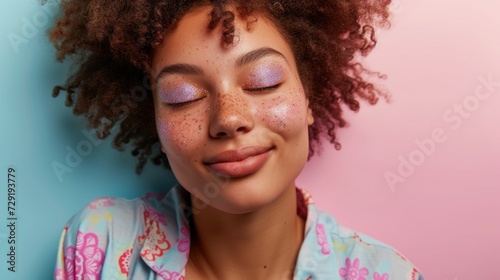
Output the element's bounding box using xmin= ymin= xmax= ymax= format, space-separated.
xmin=49 ymin=0 xmax=391 ymax=173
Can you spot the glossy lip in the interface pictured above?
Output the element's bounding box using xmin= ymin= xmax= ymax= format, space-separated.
xmin=204 ymin=146 xmax=273 ymax=178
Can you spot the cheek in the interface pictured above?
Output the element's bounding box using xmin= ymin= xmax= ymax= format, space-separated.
xmin=260 ymin=88 xmax=309 ymax=133
xmin=156 ymin=112 xmax=205 ymax=158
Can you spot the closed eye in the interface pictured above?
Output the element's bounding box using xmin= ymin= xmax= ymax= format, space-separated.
xmin=245 ymin=84 xmax=281 ymax=92
xmin=165 ymin=97 xmax=204 ymax=108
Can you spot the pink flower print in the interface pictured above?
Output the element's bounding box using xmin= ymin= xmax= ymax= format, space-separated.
xmin=64 ymin=231 xmax=104 ymax=280
xmin=180 ymin=226 xmax=189 ymax=237
xmin=139 ymin=209 xmax=171 ymax=261
xmin=87 ymin=197 xmax=115 ymax=209
xmin=339 ymin=258 xmax=369 ymax=280
xmin=118 ymin=248 xmax=133 ymax=276
xmin=55 ymin=268 xmax=66 ymax=280
xmin=316 ymin=223 xmax=331 ymax=255
xmin=153 ymin=265 xmax=185 ymax=280
xmin=178 ymin=238 xmax=189 ymax=253
xmin=178 ymin=226 xmax=190 ymax=254
xmin=374 ymin=272 xmax=389 ymax=280
xmin=145 ymin=206 xmax=167 ymax=226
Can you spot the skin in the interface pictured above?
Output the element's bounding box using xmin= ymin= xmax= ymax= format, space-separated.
xmin=151 ymin=6 xmax=314 ymax=280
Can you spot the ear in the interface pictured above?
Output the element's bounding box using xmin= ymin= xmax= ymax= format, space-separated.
xmin=306 ymin=99 xmax=314 ymax=126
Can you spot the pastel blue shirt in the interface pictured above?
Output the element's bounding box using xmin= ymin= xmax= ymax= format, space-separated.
xmin=55 ymin=186 xmax=424 ymax=280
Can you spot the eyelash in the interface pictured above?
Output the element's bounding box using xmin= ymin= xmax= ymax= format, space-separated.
xmin=166 ymin=98 xmax=204 ymax=108
xmin=245 ymin=83 xmax=281 ymax=92
xmin=165 ymin=84 xmax=282 ymax=108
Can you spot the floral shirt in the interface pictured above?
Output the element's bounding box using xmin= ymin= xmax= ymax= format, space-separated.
xmin=55 ymin=186 xmax=424 ymax=280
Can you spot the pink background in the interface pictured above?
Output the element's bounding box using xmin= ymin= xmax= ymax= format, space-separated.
xmin=297 ymin=0 xmax=500 ymax=279
xmin=1 ymin=0 xmax=498 ymax=279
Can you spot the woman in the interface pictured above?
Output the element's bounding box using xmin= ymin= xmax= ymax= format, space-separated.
xmin=51 ymin=0 xmax=423 ymax=279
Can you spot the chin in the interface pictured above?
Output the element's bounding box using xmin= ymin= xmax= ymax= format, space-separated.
xmin=216 ymin=178 xmax=298 ymax=215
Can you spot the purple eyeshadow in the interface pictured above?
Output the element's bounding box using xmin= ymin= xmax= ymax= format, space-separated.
xmin=248 ymin=65 xmax=284 ymax=87
xmin=159 ymin=83 xmax=198 ymax=104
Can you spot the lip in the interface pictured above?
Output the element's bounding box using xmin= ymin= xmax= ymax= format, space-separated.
xmin=204 ymin=146 xmax=273 ymax=178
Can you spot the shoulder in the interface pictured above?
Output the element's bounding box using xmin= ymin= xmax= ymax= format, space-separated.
xmin=65 ymin=195 xmax=154 ymax=233
xmin=318 ymin=209 xmax=425 ymax=279
xmin=61 ymin=192 xmax=174 ymax=246
xmin=55 ymin=193 xmax=170 ymax=279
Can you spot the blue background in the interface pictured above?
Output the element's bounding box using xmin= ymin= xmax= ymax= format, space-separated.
xmin=0 ymin=1 xmax=176 ymax=279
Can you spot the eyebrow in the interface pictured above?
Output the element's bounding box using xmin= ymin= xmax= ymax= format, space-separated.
xmin=155 ymin=64 xmax=204 ymax=86
xmin=235 ymin=47 xmax=288 ymax=67
xmin=155 ymin=47 xmax=288 ymax=86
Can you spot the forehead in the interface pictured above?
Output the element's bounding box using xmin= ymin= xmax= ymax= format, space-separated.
xmin=150 ymin=6 xmax=297 ymax=74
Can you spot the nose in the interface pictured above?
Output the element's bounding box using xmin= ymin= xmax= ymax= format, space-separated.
xmin=209 ymin=92 xmax=254 ymax=138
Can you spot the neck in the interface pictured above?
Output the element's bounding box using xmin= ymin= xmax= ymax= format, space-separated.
xmin=186 ymin=186 xmax=305 ymax=280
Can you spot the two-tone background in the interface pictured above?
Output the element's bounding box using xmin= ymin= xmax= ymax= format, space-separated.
xmin=1 ymin=0 xmax=499 ymax=279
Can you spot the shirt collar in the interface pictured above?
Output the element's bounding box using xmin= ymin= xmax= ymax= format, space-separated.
xmin=294 ymin=188 xmax=337 ymax=279
xmin=139 ymin=186 xmax=332 ymax=279
xmin=139 ymin=186 xmax=191 ymax=277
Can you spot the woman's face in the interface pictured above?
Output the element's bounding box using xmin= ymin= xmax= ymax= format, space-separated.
xmin=151 ymin=6 xmax=314 ymax=214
